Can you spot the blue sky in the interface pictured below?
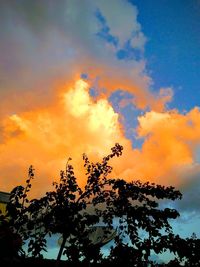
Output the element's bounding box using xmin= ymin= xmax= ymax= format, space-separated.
xmin=134 ymin=0 xmax=200 ymax=111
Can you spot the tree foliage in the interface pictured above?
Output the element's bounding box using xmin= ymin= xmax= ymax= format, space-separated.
xmin=1 ymin=143 xmax=200 ymax=266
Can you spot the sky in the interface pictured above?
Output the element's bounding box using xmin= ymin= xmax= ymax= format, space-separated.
xmin=1 ymin=0 xmax=200 ymax=261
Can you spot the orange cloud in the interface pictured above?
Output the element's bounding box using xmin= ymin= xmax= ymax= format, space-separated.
xmin=128 ymin=108 xmax=200 ymax=184
xmin=0 ymin=79 xmax=130 ymax=195
xmin=84 ymin=62 xmax=173 ymax=111
xmin=1 ymin=0 xmax=199 ymax=201
xmin=1 ymin=79 xmax=200 ymax=197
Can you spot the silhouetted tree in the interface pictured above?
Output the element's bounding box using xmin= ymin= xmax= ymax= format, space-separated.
xmin=2 ymin=143 xmax=197 ymax=267
xmin=167 ymin=233 xmax=200 ymax=266
xmin=39 ymin=143 xmax=182 ymax=265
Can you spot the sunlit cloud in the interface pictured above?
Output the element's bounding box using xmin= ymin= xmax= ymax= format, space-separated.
xmin=0 ymin=79 xmax=129 ymax=195
xmin=1 ymin=78 xmax=200 ymax=198
xmin=1 ymin=0 xmax=200 ymax=206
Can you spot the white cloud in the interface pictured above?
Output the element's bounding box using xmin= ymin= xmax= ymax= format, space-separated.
xmin=95 ymin=0 xmax=140 ymax=47
xmin=130 ymin=32 xmax=147 ymax=50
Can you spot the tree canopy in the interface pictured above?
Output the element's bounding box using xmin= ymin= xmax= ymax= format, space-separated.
xmin=1 ymin=143 xmax=200 ymax=266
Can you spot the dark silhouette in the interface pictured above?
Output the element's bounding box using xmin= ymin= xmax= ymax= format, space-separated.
xmin=0 ymin=143 xmax=199 ymax=266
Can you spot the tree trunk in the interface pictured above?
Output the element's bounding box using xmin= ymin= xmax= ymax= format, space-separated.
xmin=56 ymin=234 xmax=67 ymax=267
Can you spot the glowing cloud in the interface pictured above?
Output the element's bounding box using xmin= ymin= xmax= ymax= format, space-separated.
xmin=1 ymin=78 xmax=200 ymax=197
xmin=1 ymin=1 xmax=200 ymax=201
xmin=0 ymin=79 xmax=129 ymax=195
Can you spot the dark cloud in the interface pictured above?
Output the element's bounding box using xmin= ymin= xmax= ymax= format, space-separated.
xmin=176 ymin=169 xmax=200 ymax=213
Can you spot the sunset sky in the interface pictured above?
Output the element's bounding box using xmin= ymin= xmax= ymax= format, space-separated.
xmin=1 ymin=0 xmax=200 ymax=259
